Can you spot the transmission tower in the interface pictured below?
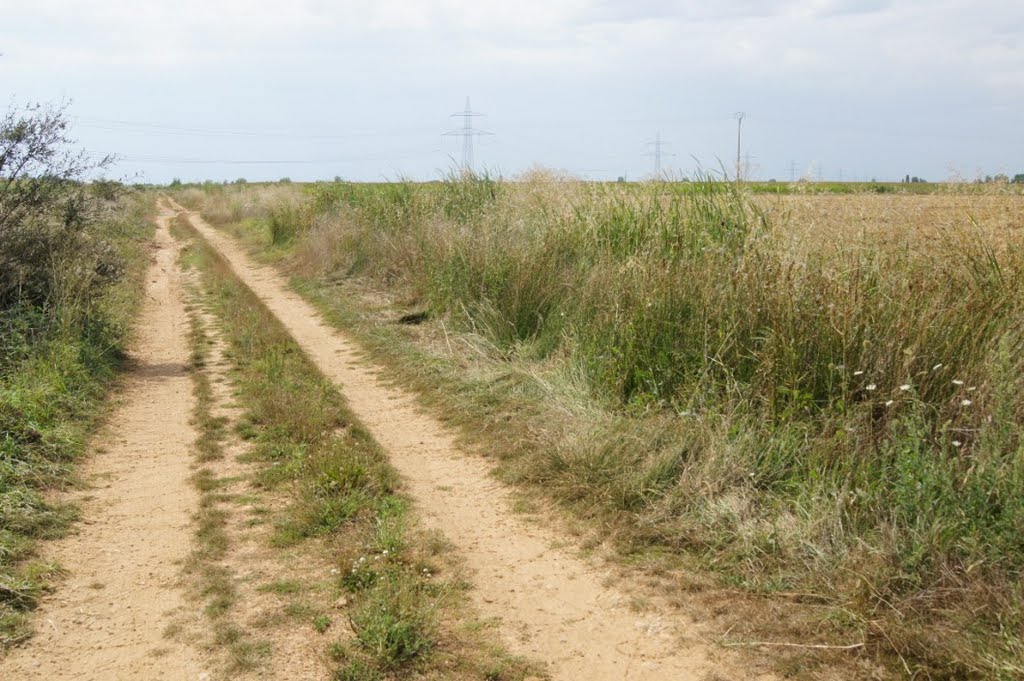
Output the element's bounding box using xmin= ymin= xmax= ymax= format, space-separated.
xmin=644 ymin=132 xmax=675 ymax=178
xmin=443 ymin=97 xmax=493 ymax=174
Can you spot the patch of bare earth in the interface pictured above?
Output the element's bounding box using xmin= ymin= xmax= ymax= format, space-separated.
xmin=170 ymin=199 xmax=779 ymax=681
xmin=0 ymin=207 xmax=206 ymax=680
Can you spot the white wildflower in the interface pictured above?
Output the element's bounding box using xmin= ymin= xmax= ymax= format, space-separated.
xmin=853 ymin=370 xmax=864 ymax=376
xmin=961 ymin=399 xmax=972 ymax=406
xmin=952 ymin=440 xmax=962 ymax=448
xmin=952 ymin=379 xmax=964 ymax=386
xmin=967 ymin=386 xmax=976 ymax=392
xmin=885 ymin=400 xmax=894 ymax=407
xmin=899 ymin=384 xmax=911 ymax=391
xmin=865 ymin=383 xmax=877 ymax=391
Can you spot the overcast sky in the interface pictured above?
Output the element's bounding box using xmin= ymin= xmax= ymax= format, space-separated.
xmin=2 ymin=0 xmax=1021 ymax=183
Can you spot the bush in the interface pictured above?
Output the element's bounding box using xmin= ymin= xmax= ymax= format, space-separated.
xmin=0 ymin=103 xmax=122 ymax=309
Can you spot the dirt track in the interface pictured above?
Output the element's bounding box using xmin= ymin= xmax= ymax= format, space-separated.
xmin=169 ymin=199 xmax=770 ymax=681
xmin=0 ymin=206 xmax=206 ymax=680
xmin=2 ymin=198 xmax=771 ymax=680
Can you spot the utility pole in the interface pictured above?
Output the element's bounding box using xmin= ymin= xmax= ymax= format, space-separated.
xmin=645 ymin=131 xmax=674 ymax=178
xmin=734 ymin=112 xmax=745 ymax=181
xmin=788 ymin=160 xmax=798 ymax=183
xmin=443 ymin=97 xmax=493 ymax=175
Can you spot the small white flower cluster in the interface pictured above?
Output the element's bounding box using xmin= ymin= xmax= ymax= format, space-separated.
xmin=950 ymin=379 xmax=976 ymax=407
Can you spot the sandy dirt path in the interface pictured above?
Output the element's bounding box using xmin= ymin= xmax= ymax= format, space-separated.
xmin=172 ymin=200 xmax=771 ymax=681
xmin=0 ymin=207 xmax=206 ymax=680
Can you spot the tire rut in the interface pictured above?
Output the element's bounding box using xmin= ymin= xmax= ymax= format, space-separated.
xmin=0 ymin=206 xmax=207 ymax=680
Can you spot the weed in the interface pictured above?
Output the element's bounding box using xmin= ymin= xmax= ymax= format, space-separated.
xmin=350 ymin=575 xmax=433 ymax=669
xmin=313 ymin=614 xmax=332 ymax=633
xmin=332 ymin=659 xmax=384 ymax=681
xmin=258 ymin=580 xmax=302 ymax=595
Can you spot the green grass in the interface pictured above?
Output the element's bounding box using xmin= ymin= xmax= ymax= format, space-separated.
xmin=0 ymin=191 xmax=154 ymax=648
xmin=176 ymin=175 xmax=1024 ymax=678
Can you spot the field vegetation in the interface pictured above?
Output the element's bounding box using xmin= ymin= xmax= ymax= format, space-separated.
xmin=176 ymin=175 xmax=1024 ymax=678
xmin=0 ymin=104 xmax=152 ymax=646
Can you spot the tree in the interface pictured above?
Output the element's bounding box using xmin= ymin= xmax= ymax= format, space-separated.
xmin=0 ymin=102 xmax=118 ymax=307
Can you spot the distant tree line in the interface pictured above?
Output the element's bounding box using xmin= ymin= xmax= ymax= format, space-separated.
xmin=977 ymin=173 xmax=1024 ymax=184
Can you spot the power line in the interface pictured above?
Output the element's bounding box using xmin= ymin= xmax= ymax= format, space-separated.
xmin=73 ymin=116 xmax=438 ymax=141
xmin=442 ymin=97 xmax=493 ymax=174
xmin=85 ymin=148 xmax=440 ymax=165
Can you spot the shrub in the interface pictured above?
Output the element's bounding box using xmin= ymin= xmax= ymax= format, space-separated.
xmin=0 ymin=103 xmax=122 ymax=310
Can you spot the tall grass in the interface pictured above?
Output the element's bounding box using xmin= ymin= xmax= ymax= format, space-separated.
xmin=179 ymin=176 xmax=1024 ymax=677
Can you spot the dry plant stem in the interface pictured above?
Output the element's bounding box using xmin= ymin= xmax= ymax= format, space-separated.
xmin=723 ymin=642 xmax=866 ymax=651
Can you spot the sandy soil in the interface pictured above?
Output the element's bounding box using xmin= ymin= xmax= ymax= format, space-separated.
xmin=0 ymin=207 xmax=207 ymax=680
xmin=171 ymin=199 xmax=776 ymax=681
